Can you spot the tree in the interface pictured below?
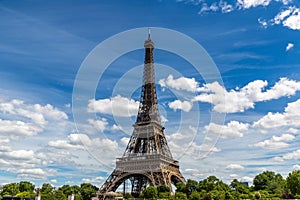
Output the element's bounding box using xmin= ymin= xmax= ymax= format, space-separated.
xmin=230 ymin=179 xmax=250 ymax=194
xmin=176 ymin=182 xmax=186 ymax=193
xmin=40 ymin=183 xmax=54 ymax=194
xmin=199 ymin=176 xmax=229 ymax=193
xmin=16 ymin=191 xmax=35 ymax=198
xmin=286 ymin=170 xmax=300 ymax=196
xmin=189 ymin=191 xmax=201 ymax=200
xmin=54 ymin=189 xmax=67 ymax=200
xmin=253 ymin=171 xmax=285 ymax=195
xmin=80 ymin=183 xmax=98 ymax=200
xmin=142 ymin=186 xmax=158 ymax=199
xmin=175 ymin=191 xmax=188 ymax=200
xmin=157 ymin=185 xmax=170 ymax=193
xmin=19 ymin=181 xmax=35 ymax=193
xmin=0 ymin=183 xmax=19 ymax=196
xmin=185 ymin=179 xmax=198 ymax=196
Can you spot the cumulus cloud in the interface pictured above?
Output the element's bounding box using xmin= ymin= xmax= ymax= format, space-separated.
xmin=0 ymin=99 xmax=68 ymax=137
xmin=88 ymin=118 xmax=109 ymax=133
xmin=293 ymin=165 xmax=300 ymax=170
xmin=237 ymin=0 xmax=271 ymax=9
xmin=87 ymin=95 xmax=139 ymax=117
xmin=168 ymin=100 xmax=193 ymax=112
xmin=226 ymin=164 xmax=245 ymax=171
xmin=277 ymin=149 xmax=300 ymax=161
xmin=48 ymin=133 xmax=118 ymax=153
xmin=251 ymin=133 xmax=295 ymax=149
xmin=120 ymin=137 xmax=130 ymax=146
xmin=194 ymin=78 xmax=300 ymax=113
xmin=253 ymin=99 xmax=300 ymax=130
xmin=273 ymin=6 xmax=300 ymax=30
xmin=17 ymin=168 xmax=56 ymax=179
xmin=205 ymin=121 xmax=249 ymax=138
xmin=82 ymin=176 xmax=104 ymax=185
xmin=159 ymin=75 xmax=198 ymax=92
xmin=286 ymin=43 xmax=294 ymax=51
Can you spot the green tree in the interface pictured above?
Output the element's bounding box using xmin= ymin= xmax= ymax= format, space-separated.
xmin=286 ymin=170 xmax=300 ymax=196
xmin=54 ymin=189 xmax=67 ymax=200
xmin=80 ymin=183 xmax=98 ymax=200
xmin=157 ymin=185 xmax=170 ymax=193
xmin=176 ymin=182 xmax=186 ymax=193
xmin=175 ymin=191 xmax=188 ymax=200
xmin=142 ymin=186 xmax=158 ymax=199
xmin=199 ymin=176 xmax=229 ymax=193
xmin=41 ymin=192 xmax=55 ymax=200
xmin=40 ymin=183 xmax=54 ymax=194
xmin=189 ymin=191 xmax=201 ymax=200
xmin=157 ymin=185 xmax=170 ymax=198
xmin=19 ymin=181 xmax=35 ymax=193
xmin=0 ymin=183 xmax=20 ymax=196
xmin=230 ymin=179 xmax=250 ymax=195
xmin=61 ymin=184 xmax=72 ymax=196
xmin=186 ymin=179 xmax=198 ymax=196
xmin=16 ymin=191 xmax=35 ymax=198
xmin=253 ymin=171 xmax=285 ymax=196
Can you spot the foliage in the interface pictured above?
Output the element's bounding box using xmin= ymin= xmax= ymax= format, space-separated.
xmin=253 ymin=170 xmax=285 ymax=195
xmin=141 ymin=186 xmax=158 ymax=199
xmin=286 ymin=170 xmax=300 ymax=195
xmin=1 ymin=170 xmax=299 ymax=200
xmin=0 ymin=183 xmax=19 ymax=196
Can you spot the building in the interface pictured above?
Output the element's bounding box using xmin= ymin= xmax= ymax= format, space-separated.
xmin=98 ymin=30 xmax=185 ymax=199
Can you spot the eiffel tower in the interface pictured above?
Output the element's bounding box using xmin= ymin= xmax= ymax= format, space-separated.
xmin=98 ymin=30 xmax=185 ymax=199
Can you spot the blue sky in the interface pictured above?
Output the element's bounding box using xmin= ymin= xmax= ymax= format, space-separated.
xmin=0 ymin=0 xmax=300 ymax=188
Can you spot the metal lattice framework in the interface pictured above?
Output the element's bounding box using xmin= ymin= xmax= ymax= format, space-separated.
xmin=98 ymin=30 xmax=185 ymax=199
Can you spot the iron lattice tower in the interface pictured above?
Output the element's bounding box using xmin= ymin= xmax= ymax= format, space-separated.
xmin=98 ymin=30 xmax=185 ymax=199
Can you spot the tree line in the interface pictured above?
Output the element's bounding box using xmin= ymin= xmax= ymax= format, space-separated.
xmin=139 ymin=170 xmax=300 ymax=200
xmin=0 ymin=182 xmax=98 ymax=200
xmin=1 ymin=170 xmax=300 ymax=200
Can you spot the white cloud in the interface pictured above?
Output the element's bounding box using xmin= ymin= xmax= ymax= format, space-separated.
xmin=168 ymin=100 xmax=193 ymax=112
xmin=237 ymin=0 xmax=271 ymax=9
xmin=161 ymin=115 xmax=168 ymax=123
xmin=273 ymin=149 xmax=300 ymax=162
xmin=253 ymin=99 xmax=300 ymax=130
xmin=120 ymin=137 xmax=130 ymax=146
xmin=0 ymin=99 xmax=68 ymax=137
xmin=0 ymin=119 xmax=42 ymax=137
xmin=273 ymin=6 xmax=300 ymax=30
xmin=258 ymin=18 xmax=268 ymax=28
xmin=50 ymin=179 xmax=57 ymax=183
xmin=293 ymin=165 xmax=300 ymax=170
xmin=17 ymin=168 xmax=56 ymax=179
xmin=82 ymin=176 xmax=104 ymax=184
xmin=287 ymin=128 xmax=300 ymax=134
xmin=0 ymin=149 xmax=35 ymax=161
xmin=184 ymin=168 xmax=203 ymax=179
xmin=87 ymin=95 xmax=139 ymax=117
xmin=88 ymin=118 xmax=109 ymax=133
xmin=111 ymin=124 xmax=123 ymax=131
xmin=48 ymin=133 xmax=118 ymax=154
xmin=251 ymin=133 xmax=295 ymax=149
xmin=205 ymin=121 xmax=249 ymax=138
xmin=194 ymin=78 xmax=300 ymax=113
xmin=226 ymin=164 xmax=245 ymax=171
xmin=282 ymin=149 xmax=300 ymax=160
xmin=168 ymin=140 xmax=220 ymax=159
xmin=286 ymin=43 xmax=294 ymax=51
xmin=159 ymin=75 xmax=198 ymax=92
xmin=242 ymin=176 xmax=254 ymax=183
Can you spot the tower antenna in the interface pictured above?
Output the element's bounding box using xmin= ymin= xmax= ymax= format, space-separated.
xmin=148 ymin=27 xmax=151 ymax=39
